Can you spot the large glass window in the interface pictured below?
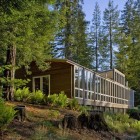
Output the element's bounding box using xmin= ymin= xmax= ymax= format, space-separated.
xmin=74 ymin=66 xmax=130 ymax=106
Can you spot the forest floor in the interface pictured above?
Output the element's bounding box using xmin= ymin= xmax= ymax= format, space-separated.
xmin=1 ymin=101 xmax=137 ymax=140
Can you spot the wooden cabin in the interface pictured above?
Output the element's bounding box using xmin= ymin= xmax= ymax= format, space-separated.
xmin=16 ymin=59 xmax=134 ymax=113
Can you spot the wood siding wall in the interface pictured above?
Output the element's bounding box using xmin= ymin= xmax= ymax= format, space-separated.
xmin=16 ymin=62 xmax=74 ymax=98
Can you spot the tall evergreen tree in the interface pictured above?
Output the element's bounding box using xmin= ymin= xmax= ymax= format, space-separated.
xmin=103 ymin=0 xmax=119 ymax=69
xmin=90 ymin=2 xmax=101 ymax=71
xmin=73 ymin=4 xmax=92 ymax=68
xmin=0 ymin=0 xmax=59 ymax=100
xmin=53 ymin=0 xmax=92 ymax=67
xmin=116 ymin=0 xmax=140 ymax=92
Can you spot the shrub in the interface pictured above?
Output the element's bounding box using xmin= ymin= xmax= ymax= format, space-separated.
xmin=112 ymin=113 xmax=130 ymax=123
xmin=137 ymin=105 xmax=140 ymax=110
xmin=104 ymin=113 xmax=140 ymax=134
xmin=22 ymin=87 xmax=30 ymax=100
xmin=48 ymin=110 xmax=60 ymax=119
xmin=127 ymin=108 xmax=139 ymax=114
xmin=47 ymin=94 xmax=58 ymax=106
xmin=14 ymin=88 xmax=22 ymax=101
xmin=131 ymin=121 xmax=140 ymax=133
xmin=14 ymin=87 xmax=30 ymax=102
xmin=29 ymin=90 xmax=45 ymax=104
xmin=127 ymin=108 xmax=140 ymax=120
xmin=68 ymin=98 xmax=79 ymax=110
xmin=56 ymin=91 xmax=67 ymax=108
xmin=0 ymin=98 xmax=16 ymax=134
xmin=46 ymin=91 xmax=68 ymax=108
xmin=31 ymin=125 xmax=47 ymax=140
xmin=78 ymin=106 xmax=90 ymax=115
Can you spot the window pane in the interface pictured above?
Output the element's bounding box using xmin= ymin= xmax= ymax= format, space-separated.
xmin=75 ymin=89 xmax=78 ymax=97
xmin=75 ymin=67 xmax=79 ymax=88
xmin=34 ymin=78 xmax=40 ymax=91
xmin=43 ymin=77 xmax=49 ymax=95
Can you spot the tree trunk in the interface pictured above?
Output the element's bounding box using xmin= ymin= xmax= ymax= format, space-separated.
xmin=109 ymin=16 xmax=112 ymax=70
xmin=4 ymin=45 xmax=16 ymax=101
xmin=95 ymin=25 xmax=98 ymax=72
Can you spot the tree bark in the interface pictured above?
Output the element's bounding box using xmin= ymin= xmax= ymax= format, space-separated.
xmin=4 ymin=45 xmax=16 ymax=101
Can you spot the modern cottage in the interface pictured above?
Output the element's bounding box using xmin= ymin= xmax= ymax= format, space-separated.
xmin=16 ymin=59 xmax=134 ymax=113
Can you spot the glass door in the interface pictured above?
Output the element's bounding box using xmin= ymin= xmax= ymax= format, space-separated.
xmin=33 ymin=75 xmax=50 ymax=95
xmin=43 ymin=77 xmax=49 ymax=96
xmin=34 ymin=78 xmax=41 ymax=91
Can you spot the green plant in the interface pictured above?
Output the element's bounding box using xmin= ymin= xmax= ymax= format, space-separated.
xmin=0 ymin=99 xmax=16 ymax=134
xmin=68 ymin=98 xmax=79 ymax=110
xmin=78 ymin=106 xmax=90 ymax=115
xmin=131 ymin=121 xmax=140 ymax=133
xmin=47 ymin=94 xmax=58 ymax=106
xmin=29 ymin=90 xmax=45 ymax=104
xmin=14 ymin=87 xmax=30 ymax=101
xmin=127 ymin=108 xmax=140 ymax=114
xmin=22 ymin=87 xmax=30 ymax=100
xmin=48 ymin=110 xmax=60 ymax=119
xmin=46 ymin=91 xmax=68 ymax=108
xmin=137 ymin=105 xmax=140 ymax=110
xmin=31 ymin=125 xmax=47 ymax=140
xmin=41 ymin=121 xmax=53 ymax=127
xmin=112 ymin=113 xmax=130 ymax=123
xmin=104 ymin=113 xmax=140 ymax=134
xmin=14 ymin=88 xmax=22 ymax=101
xmin=56 ymin=91 xmax=68 ymax=108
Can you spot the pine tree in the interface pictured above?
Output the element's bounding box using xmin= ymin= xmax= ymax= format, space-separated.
xmin=0 ymin=0 xmax=59 ymax=100
xmin=73 ymin=4 xmax=92 ymax=68
xmin=116 ymin=0 xmax=140 ymax=91
xmin=90 ymin=2 xmax=101 ymax=71
xmin=103 ymin=0 xmax=119 ymax=69
xmin=53 ymin=0 xmax=92 ymax=67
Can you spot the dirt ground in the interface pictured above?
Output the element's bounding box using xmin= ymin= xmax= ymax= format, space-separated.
xmin=0 ymin=102 xmax=135 ymax=140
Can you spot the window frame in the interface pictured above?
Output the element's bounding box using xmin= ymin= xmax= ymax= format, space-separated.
xmin=32 ymin=75 xmax=50 ymax=95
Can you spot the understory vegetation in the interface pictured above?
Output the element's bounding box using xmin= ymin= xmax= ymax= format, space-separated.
xmin=1 ymin=87 xmax=140 ymax=139
xmin=14 ymin=88 xmax=90 ymax=114
xmin=105 ymin=113 xmax=140 ymax=137
xmin=0 ymin=96 xmax=16 ymax=135
xmin=2 ymin=100 xmax=140 ymax=140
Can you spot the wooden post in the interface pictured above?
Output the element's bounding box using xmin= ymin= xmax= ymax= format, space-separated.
xmin=93 ymin=72 xmax=96 ymax=109
xmin=82 ymin=68 xmax=85 ymax=106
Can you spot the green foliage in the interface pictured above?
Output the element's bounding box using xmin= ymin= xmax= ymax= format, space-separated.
xmin=78 ymin=105 xmax=90 ymax=115
xmin=68 ymin=98 xmax=79 ymax=110
xmin=102 ymin=0 xmax=119 ymax=69
xmin=40 ymin=121 xmax=53 ymax=127
xmin=127 ymin=108 xmax=140 ymax=115
xmin=90 ymin=2 xmax=101 ymax=71
xmin=56 ymin=91 xmax=67 ymax=108
xmin=137 ymin=105 xmax=140 ymax=110
xmin=14 ymin=87 xmax=30 ymax=102
xmin=104 ymin=113 xmax=140 ymax=135
xmin=0 ymin=0 xmax=61 ymax=100
xmin=48 ymin=110 xmax=60 ymax=119
xmin=54 ymin=1 xmax=92 ymax=68
xmin=28 ymin=90 xmax=45 ymax=104
xmin=31 ymin=125 xmax=48 ymax=140
xmin=115 ymin=0 xmax=140 ymax=93
xmin=47 ymin=94 xmax=58 ymax=106
xmin=131 ymin=121 xmax=140 ymax=133
xmin=46 ymin=91 xmax=68 ymax=108
xmin=0 ymin=98 xmax=16 ymax=132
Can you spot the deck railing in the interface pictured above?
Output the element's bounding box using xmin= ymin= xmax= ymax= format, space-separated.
xmin=74 ymin=66 xmax=134 ymax=109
